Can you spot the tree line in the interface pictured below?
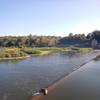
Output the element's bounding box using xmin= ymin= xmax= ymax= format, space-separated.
xmin=0 ymin=30 xmax=100 ymax=47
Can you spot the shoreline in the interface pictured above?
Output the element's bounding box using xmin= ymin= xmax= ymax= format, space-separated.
xmin=31 ymin=51 xmax=52 ymax=56
xmin=0 ymin=50 xmax=94 ymax=61
xmin=29 ymin=50 xmax=100 ymax=100
xmin=0 ymin=51 xmax=52 ymax=60
xmin=0 ymin=47 xmax=93 ymax=61
xmin=0 ymin=55 xmax=30 ymax=61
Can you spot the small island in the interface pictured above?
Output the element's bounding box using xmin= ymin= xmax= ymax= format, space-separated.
xmin=0 ymin=47 xmax=92 ymax=60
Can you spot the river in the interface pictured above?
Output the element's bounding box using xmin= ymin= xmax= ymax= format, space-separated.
xmin=41 ymin=53 xmax=100 ymax=100
xmin=0 ymin=51 xmax=99 ymax=100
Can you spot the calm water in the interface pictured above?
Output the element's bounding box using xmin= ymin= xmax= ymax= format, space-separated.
xmin=0 ymin=51 xmax=99 ymax=100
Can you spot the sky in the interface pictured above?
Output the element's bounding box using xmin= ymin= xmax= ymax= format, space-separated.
xmin=0 ymin=0 xmax=100 ymax=36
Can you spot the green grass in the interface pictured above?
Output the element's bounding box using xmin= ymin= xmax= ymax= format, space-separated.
xmin=0 ymin=47 xmax=93 ymax=60
xmin=0 ymin=48 xmax=28 ymax=59
xmin=21 ymin=47 xmax=62 ymax=55
xmin=78 ymin=48 xmax=93 ymax=53
xmin=21 ymin=48 xmax=41 ymax=54
xmin=21 ymin=47 xmax=93 ymax=55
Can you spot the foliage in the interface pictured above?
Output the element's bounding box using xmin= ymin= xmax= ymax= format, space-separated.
xmin=21 ymin=48 xmax=41 ymax=54
xmin=0 ymin=35 xmax=60 ymax=47
xmin=0 ymin=30 xmax=100 ymax=48
xmin=0 ymin=48 xmax=27 ymax=58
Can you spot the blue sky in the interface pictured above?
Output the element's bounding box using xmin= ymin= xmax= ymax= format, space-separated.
xmin=0 ymin=0 xmax=100 ymax=36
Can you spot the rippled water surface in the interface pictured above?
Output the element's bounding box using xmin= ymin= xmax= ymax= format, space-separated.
xmin=42 ymin=57 xmax=100 ymax=100
xmin=0 ymin=51 xmax=99 ymax=100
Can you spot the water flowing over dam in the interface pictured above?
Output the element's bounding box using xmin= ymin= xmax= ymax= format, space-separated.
xmin=38 ymin=59 xmax=100 ymax=100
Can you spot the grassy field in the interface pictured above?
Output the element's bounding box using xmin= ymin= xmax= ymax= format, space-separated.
xmin=0 ymin=47 xmax=93 ymax=60
xmin=78 ymin=48 xmax=93 ymax=53
xmin=0 ymin=48 xmax=28 ymax=60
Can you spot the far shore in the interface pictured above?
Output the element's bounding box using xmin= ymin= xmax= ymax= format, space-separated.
xmin=0 ymin=47 xmax=93 ymax=60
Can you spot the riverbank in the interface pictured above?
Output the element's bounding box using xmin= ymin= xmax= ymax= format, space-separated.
xmin=29 ymin=50 xmax=100 ymax=100
xmin=0 ymin=48 xmax=29 ymax=60
xmin=0 ymin=55 xmax=30 ymax=60
xmin=0 ymin=47 xmax=93 ymax=60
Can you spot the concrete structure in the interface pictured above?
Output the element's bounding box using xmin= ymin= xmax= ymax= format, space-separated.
xmin=38 ymin=59 xmax=100 ymax=100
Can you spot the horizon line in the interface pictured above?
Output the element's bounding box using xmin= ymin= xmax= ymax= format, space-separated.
xmin=0 ymin=30 xmax=98 ymax=37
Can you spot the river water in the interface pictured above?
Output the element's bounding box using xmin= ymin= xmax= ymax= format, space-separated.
xmin=0 ymin=51 xmax=99 ymax=100
xmin=41 ymin=54 xmax=100 ymax=100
